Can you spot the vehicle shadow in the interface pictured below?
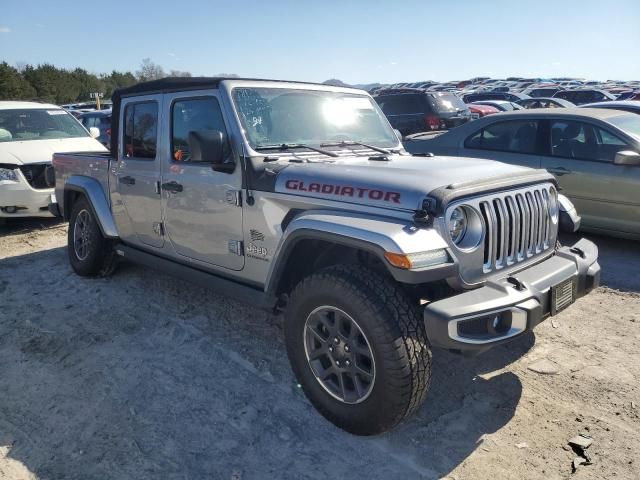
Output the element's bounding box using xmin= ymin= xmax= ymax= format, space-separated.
xmin=560 ymin=231 xmax=640 ymax=293
xmin=366 ymin=334 xmax=532 ymax=478
xmin=0 ymin=217 xmax=65 ymax=238
xmin=0 ymin=245 xmax=536 ymax=480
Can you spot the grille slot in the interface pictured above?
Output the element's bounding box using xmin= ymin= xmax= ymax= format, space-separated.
xmin=476 ymin=185 xmax=555 ymax=274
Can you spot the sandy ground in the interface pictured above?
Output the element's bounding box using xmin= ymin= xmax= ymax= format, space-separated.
xmin=0 ymin=218 xmax=638 ymax=480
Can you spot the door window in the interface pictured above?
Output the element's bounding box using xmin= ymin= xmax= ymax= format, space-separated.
xmin=464 ymin=120 xmax=539 ymax=154
xmin=550 ymin=120 xmax=630 ymax=163
xmin=171 ymin=97 xmax=229 ymax=162
xmin=123 ymin=102 xmax=158 ymax=159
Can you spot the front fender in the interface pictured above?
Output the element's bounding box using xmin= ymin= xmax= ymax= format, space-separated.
xmin=64 ymin=175 xmax=119 ymax=239
xmin=265 ymin=210 xmax=456 ymax=294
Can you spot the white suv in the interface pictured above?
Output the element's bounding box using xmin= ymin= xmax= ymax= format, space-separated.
xmin=0 ymin=101 xmax=106 ymax=221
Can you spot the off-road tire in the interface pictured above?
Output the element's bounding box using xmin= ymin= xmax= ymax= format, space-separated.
xmin=284 ymin=264 xmax=432 ymax=435
xmin=68 ymin=197 xmax=116 ymax=277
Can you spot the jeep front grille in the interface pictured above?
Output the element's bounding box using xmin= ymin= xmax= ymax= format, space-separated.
xmin=478 ymin=186 xmax=554 ymax=273
xmin=19 ymin=164 xmax=54 ymax=189
xmin=446 ymin=183 xmax=558 ymax=284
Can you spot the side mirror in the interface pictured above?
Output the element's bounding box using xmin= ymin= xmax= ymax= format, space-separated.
xmin=614 ymin=150 xmax=640 ymax=166
xmin=187 ymin=130 xmax=234 ymax=173
xmin=394 ymin=128 xmax=404 ymax=142
xmin=89 ymin=127 xmax=100 ymax=139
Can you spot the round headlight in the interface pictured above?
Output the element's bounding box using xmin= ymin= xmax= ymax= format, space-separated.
xmin=547 ymin=187 xmax=559 ymax=223
xmin=448 ymin=207 xmax=467 ymax=245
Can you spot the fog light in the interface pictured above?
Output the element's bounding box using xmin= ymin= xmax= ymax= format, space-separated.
xmin=2 ymin=206 xmax=17 ymax=214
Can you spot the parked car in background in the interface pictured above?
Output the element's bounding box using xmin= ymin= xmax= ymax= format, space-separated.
xmin=522 ymin=87 xmax=562 ymax=98
xmin=79 ymin=109 xmax=112 ymax=147
xmin=580 ymin=100 xmax=640 ymax=115
xmin=0 ymin=101 xmax=107 ymax=221
xmin=553 ymin=89 xmax=616 ymax=105
xmin=472 ymin=100 xmax=523 ymax=112
xmin=467 ymin=103 xmax=499 ymax=118
xmin=403 ymin=108 xmax=640 ymax=239
xmin=462 ymin=92 xmax=530 ymax=103
xmin=517 ymin=98 xmax=575 ymax=109
xmin=374 ymin=89 xmax=472 ymax=136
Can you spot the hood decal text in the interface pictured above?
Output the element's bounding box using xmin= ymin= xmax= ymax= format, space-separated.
xmin=285 ymin=179 xmax=401 ymax=204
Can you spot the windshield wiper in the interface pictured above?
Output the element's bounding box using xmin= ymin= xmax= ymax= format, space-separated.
xmin=319 ymin=140 xmax=394 ymax=155
xmin=254 ymin=143 xmax=338 ymax=158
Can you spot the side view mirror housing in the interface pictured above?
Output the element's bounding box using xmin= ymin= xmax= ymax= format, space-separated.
xmin=394 ymin=128 xmax=404 ymax=142
xmin=187 ymin=130 xmax=235 ymax=173
xmin=89 ymin=127 xmax=100 ymax=139
xmin=614 ymin=150 xmax=640 ymax=166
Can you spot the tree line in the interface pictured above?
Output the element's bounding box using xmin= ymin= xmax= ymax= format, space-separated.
xmin=0 ymin=58 xmax=197 ymax=105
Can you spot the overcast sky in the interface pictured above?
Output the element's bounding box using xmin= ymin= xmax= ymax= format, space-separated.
xmin=1 ymin=0 xmax=639 ymax=84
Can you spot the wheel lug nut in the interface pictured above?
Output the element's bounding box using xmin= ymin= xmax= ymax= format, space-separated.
xmin=333 ymin=337 xmax=340 ymax=344
xmin=336 ymin=360 xmax=341 ymax=366
xmin=344 ymin=345 xmax=350 ymax=352
xmin=328 ymin=346 xmax=333 ymax=352
xmin=345 ymin=360 xmax=351 ymax=366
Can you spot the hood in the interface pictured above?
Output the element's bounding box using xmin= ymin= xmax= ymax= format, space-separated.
xmin=0 ymin=137 xmax=107 ymax=165
xmin=274 ymin=154 xmax=545 ymax=211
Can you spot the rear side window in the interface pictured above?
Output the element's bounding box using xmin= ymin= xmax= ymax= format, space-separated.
xmin=465 ymin=120 xmax=539 ymax=154
xmin=428 ymin=93 xmax=467 ymax=113
xmin=123 ymin=102 xmax=158 ymax=159
xmin=171 ymin=97 xmax=230 ymax=162
xmin=375 ymin=95 xmax=425 ymax=115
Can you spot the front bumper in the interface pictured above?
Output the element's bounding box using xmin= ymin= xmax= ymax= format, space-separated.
xmin=424 ymin=238 xmax=600 ymax=354
xmin=0 ymin=176 xmax=54 ymax=218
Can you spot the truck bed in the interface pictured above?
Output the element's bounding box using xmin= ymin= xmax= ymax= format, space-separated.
xmin=52 ymin=151 xmax=112 ymax=217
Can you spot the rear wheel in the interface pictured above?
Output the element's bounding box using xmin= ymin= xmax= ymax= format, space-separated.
xmin=68 ymin=197 xmax=116 ymax=277
xmin=285 ymin=264 xmax=432 ymax=435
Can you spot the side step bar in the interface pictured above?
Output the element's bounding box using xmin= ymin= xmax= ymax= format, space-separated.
xmin=115 ymin=245 xmax=278 ymax=311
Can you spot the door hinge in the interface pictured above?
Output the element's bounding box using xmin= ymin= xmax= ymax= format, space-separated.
xmin=155 ymin=180 xmax=161 ymax=195
xmin=152 ymin=222 xmax=165 ymax=236
xmin=228 ymin=240 xmax=244 ymax=256
xmin=226 ymin=190 xmax=242 ymax=207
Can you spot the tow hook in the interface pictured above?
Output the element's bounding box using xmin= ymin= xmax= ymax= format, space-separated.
xmin=570 ymin=247 xmax=586 ymax=258
xmin=506 ymin=276 xmax=526 ymax=291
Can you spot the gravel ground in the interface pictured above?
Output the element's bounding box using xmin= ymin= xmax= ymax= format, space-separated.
xmin=0 ymin=218 xmax=638 ymax=480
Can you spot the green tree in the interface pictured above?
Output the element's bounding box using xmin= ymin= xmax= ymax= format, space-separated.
xmin=0 ymin=62 xmax=36 ymax=100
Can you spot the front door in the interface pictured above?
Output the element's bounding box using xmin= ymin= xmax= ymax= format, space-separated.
xmin=114 ymin=98 xmax=164 ymax=248
xmin=541 ymin=119 xmax=640 ymax=235
xmin=161 ymin=93 xmax=244 ymax=271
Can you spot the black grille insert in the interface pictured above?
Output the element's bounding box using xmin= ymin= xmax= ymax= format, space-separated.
xmin=19 ymin=164 xmax=54 ymax=189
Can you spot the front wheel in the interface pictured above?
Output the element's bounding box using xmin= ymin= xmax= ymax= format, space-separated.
xmin=68 ymin=197 xmax=116 ymax=277
xmin=284 ymin=264 xmax=432 ymax=435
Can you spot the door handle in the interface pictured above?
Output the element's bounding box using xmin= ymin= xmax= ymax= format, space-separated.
xmin=162 ymin=181 xmax=183 ymax=193
xmin=119 ymin=175 xmax=136 ymax=185
xmin=547 ymin=167 xmax=571 ymax=176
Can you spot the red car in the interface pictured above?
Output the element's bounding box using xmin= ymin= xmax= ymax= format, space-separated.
xmin=468 ymin=103 xmax=499 ymax=119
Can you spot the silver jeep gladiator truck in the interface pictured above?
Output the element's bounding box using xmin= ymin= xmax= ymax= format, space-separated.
xmin=50 ymin=77 xmax=600 ymax=435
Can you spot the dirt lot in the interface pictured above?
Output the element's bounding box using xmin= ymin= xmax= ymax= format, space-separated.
xmin=0 ymin=219 xmax=638 ymax=480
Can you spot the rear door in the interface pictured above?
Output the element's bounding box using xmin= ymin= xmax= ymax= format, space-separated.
xmin=112 ymin=97 xmax=164 ymax=248
xmin=461 ymin=119 xmax=543 ymax=169
xmin=160 ymin=92 xmax=244 ymax=271
xmin=541 ymin=119 xmax=640 ymax=235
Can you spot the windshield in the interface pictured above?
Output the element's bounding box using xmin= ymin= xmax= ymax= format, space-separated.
xmin=232 ymin=87 xmax=398 ymax=150
xmin=0 ymin=108 xmax=89 ymax=142
xmin=608 ymin=114 xmax=640 ymax=141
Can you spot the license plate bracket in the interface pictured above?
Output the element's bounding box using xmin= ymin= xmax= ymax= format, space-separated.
xmin=551 ymin=276 xmax=577 ymax=315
